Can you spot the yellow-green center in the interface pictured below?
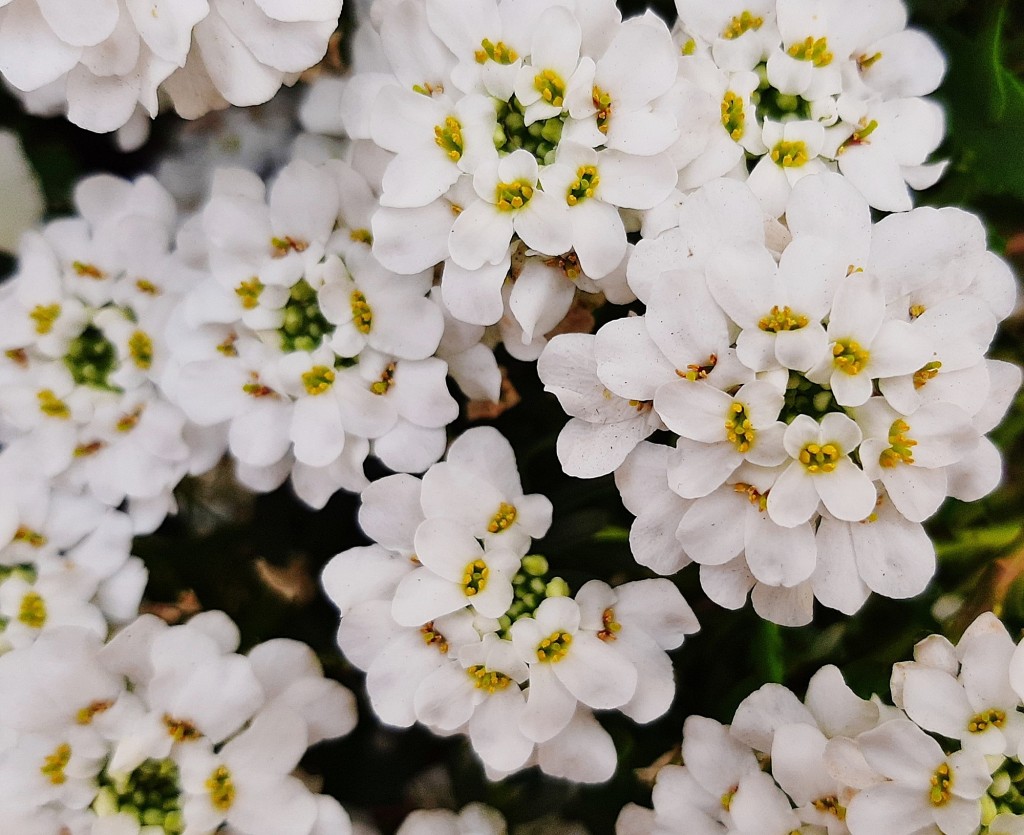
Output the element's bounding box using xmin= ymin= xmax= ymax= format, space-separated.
xmin=467 ymin=665 xmax=512 ymax=692
xmin=787 ymin=36 xmax=833 ymax=66
xmin=567 ymin=165 xmax=599 ymax=206
xmin=495 ymin=180 xmax=534 ymax=211
xmin=206 ymin=765 xmax=235 ymax=813
xmin=770 ymin=140 xmax=809 ymax=168
xmin=799 ymin=442 xmax=840 ymax=473
xmin=434 ymin=116 xmax=464 ymax=162
xmin=832 ymin=339 xmax=870 ymax=375
xmin=536 ymin=630 xmax=573 ymax=663
xmin=475 ymin=38 xmax=518 ymax=64
xmin=758 ymin=305 xmax=808 ymax=332
xmin=722 ymin=91 xmax=746 ymax=140
xmin=929 ymin=762 xmax=953 ymax=806
xmin=487 ymin=502 xmax=518 ymax=533
xmin=879 ymin=419 xmax=917 ymax=468
xmin=722 ymin=11 xmax=763 ymax=39
xmin=534 ymin=69 xmax=566 ymax=108
xmin=18 ymin=591 xmax=47 ymax=628
xmin=725 ymin=401 xmax=756 ymax=453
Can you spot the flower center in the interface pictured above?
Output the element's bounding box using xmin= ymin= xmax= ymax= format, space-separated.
xmin=370 ymin=362 xmax=396 ymax=395
xmin=76 ymin=699 xmax=113 ymax=725
xmin=301 ymin=365 xmax=335 ymax=396
xmin=929 ymin=762 xmax=954 ymax=806
xmin=534 ymin=68 xmax=566 ymax=108
xmin=487 ymin=502 xmax=518 ymax=533
xmin=279 ymin=279 xmax=334 ymax=353
xmin=536 ymin=630 xmax=573 ymax=662
xmin=116 ymin=406 xmax=144 ymax=433
xmin=420 ymin=621 xmax=449 ymax=653
xmin=832 ymin=339 xmax=870 ymax=375
xmin=163 ymin=715 xmax=202 ymax=743
xmin=65 ymin=323 xmax=119 ymax=389
xmin=812 ymin=796 xmax=846 ymax=820
xmin=592 ymin=85 xmax=612 ymax=134
xmin=598 ymin=607 xmax=622 ymax=642
xmin=271 ymin=236 xmax=308 ymax=257
xmin=678 ymin=354 xmax=718 ymax=382
xmin=467 ymin=665 xmax=513 ymax=692
xmin=758 ymin=305 xmax=808 ymax=332
xmin=857 ymin=51 xmax=883 ymax=71
xmin=722 ymin=11 xmax=763 ymax=39
xmin=495 ymin=180 xmax=534 ymax=211
xmin=770 ymin=140 xmax=809 ymax=168
xmin=93 ymin=757 xmax=184 ymax=833
xmin=799 ymin=442 xmax=840 ymax=473
xmin=725 ymin=402 xmax=756 ymax=453
xmin=136 ymin=278 xmax=161 ymax=295
xmin=128 ymin=330 xmax=154 ymax=369
xmin=206 ymin=765 xmax=236 ymax=813
xmin=968 ymin=708 xmax=1006 ymax=733
xmin=40 ymin=743 xmax=71 ymax=785
xmin=17 ymin=591 xmax=47 ymax=628
xmin=913 ymin=361 xmax=941 ymax=389
xmin=350 ymin=290 xmax=373 ymax=335
xmin=235 ymin=277 xmax=264 ymax=310
xmin=734 ymin=482 xmax=769 ymax=512
xmin=73 ymin=261 xmax=105 ymax=280
xmin=434 ymin=116 xmax=464 ymax=162
xmin=37 ymin=389 xmax=70 ymax=419
xmin=721 ymin=91 xmax=746 ymax=140
xmin=787 ymin=36 xmax=833 ymax=66
xmin=13 ymin=527 xmax=47 ymax=548
xmin=567 ymin=165 xmax=599 ymax=206
xmin=838 ymin=119 xmax=879 ymax=154
xmin=30 ymin=303 xmax=61 ymax=335
xmin=475 ymin=38 xmax=518 ymax=64
xmin=462 ymin=558 xmax=490 ymax=596
xmin=879 ymin=419 xmax=917 ymax=468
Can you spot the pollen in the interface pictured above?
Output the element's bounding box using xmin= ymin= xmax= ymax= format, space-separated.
xmin=734 ymin=482 xmax=768 ymax=512
xmin=270 ymin=235 xmax=308 ymax=256
xmin=462 ymin=558 xmax=490 ymax=596
xmin=534 ymin=68 xmax=566 ymax=108
xmin=495 ymin=179 xmax=534 ymax=211
xmin=913 ymin=360 xmax=942 ymax=390
xmin=770 ymin=139 xmax=809 ymax=168
xmin=536 ymin=630 xmax=573 ymax=662
xmin=832 ymin=339 xmax=870 ymax=375
xmin=420 ymin=621 xmax=449 ymax=654
xmin=725 ymin=401 xmax=756 ymax=453
xmin=758 ymin=305 xmax=808 ymax=332
xmin=722 ymin=10 xmax=763 ymax=39
xmin=812 ymin=796 xmax=846 ymax=820
xmin=434 ymin=116 xmax=464 ymax=162
xmin=567 ymin=165 xmax=599 ymax=206
xmin=135 ymin=278 xmax=161 ymax=295
xmin=301 ymin=365 xmax=335 ymax=396
xmin=76 ymin=699 xmax=114 ymax=725
xmin=929 ymin=762 xmax=954 ymax=806
xmin=544 ymin=251 xmax=582 ymax=280
xmin=242 ymin=372 xmax=275 ymax=398
xmin=206 ymin=765 xmax=236 ymax=812
xmin=468 ymin=665 xmax=513 ymax=693
xmin=164 ymin=714 xmax=202 ymax=742
xmin=370 ymin=362 xmax=396 ymax=395
xmin=721 ymin=91 xmax=746 ymax=140
xmin=967 ymin=708 xmax=1006 ymax=733
xmin=475 ymin=38 xmax=518 ymax=64
xmin=592 ymin=85 xmax=612 ymax=134
xmin=13 ymin=526 xmax=47 ymax=548
xmin=29 ymin=303 xmax=61 ymax=335
xmin=799 ymin=441 xmax=841 ymax=474
xmin=909 ymin=304 xmax=926 ymax=319
xmin=116 ymin=406 xmax=144 ymax=433
xmin=128 ymin=330 xmax=154 ymax=369
xmin=838 ymin=119 xmax=879 ymax=154
xmin=41 ymin=743 xmax=72 ymax=785
xmin=857 ymin=51 xmax=883 ymax=71
xmin=487 ymin=502 xmax=518 ymax=533
xmin=413 ymin=81 xmax=445 ymax=96
xmin=18 ymin=591 xmax=47 ymax=628
xmin=72 ymin=261 xmax=105 ymax=279
xmin=38 ymin=389 xmax=70 ymax=419
xmin=350 ymin=228 xmax=373 ymax=245
xmin=787 ymin=36 xmax=833 ymax=66
xmin=74 ymin=441 xmax=105 ymax=457
xmin=720 ymin=786 xmax=737 ymax=811
xmin=351 ymin=290 xmax=373 ymax=334
xmin=598 ymin=608 xmax=622 ymax=642
xmin=235 ymin=277 xmax=264 ymax=310
xmin=216 ymin=332 xmax=238 ymax=357
xmin=5 ymin=348 xmax=28 ymax=367
xmin=678 ymin=354 xmax=718 ymax=382
xmin=879 ymin=419 xmax=917 ymax=468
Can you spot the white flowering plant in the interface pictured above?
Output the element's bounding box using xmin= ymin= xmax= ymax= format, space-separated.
xmin=0 ymin=0 xmax=1022 ymax=833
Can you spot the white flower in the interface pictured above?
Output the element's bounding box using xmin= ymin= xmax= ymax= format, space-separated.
xmin=0 ymin=130 xmax=43 ymax=254
xmin=767 ymin=412 xmax=877 ymax=527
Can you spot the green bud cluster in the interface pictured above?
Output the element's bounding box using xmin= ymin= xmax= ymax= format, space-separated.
xmin=64 ymin=323 xmax=120 ymax=390
xmin=782 ymin=372 xmax=841 ymax=424
xmin=982 ymin=759 xmax=1024 ymax=827
xmin=93 ymin=758 xmax=184 ymax=833
xmin=493 ymin=99 xmax=564 ymax=165
xmin=279 ymin=279 xmax=335 ymax=353
xmin=750 ymin=63 xmax=813 ymax=125
xmin=498 ymin=555 xmax=570 ymax=636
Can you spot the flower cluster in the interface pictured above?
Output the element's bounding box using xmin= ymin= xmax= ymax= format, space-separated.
xmin=0 ymin=0 xmax=343 ymax=138
xmin=0 ymin=610 xmax=357 ymax=834
xmin=540 ymin=172 xmax=1020 ymax=625
xmin=343 ymin=0 xmax=675 ymax=353
xmin=162 ymin=157 xmax=490 ymax=508
xmin=671 ymin=0 xmax=948 ymax=213
xmin=323 ymin=427 xmax=699 ymax=782
xmin=0 ymin=174 xmax=210 ymax=534
xmin=619 ymin=613 xmax=1024 ymax=835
